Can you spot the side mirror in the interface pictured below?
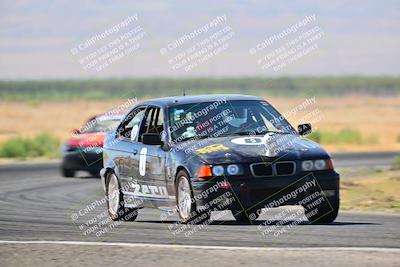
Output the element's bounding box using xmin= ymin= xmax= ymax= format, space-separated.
xmin=142 ymin=133 xmax=162 ymax=145
xmin=298 ymin=123 xmax=312 ymax=136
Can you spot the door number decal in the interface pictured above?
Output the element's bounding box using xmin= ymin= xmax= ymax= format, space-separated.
xmin=139 ymin=147 xmax=147 ymax=176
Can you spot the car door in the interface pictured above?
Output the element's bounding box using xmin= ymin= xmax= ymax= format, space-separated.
xmin=112 ymin=106 xmax=147 ymax=205
xmin=136 ymin=106 xmax=172 ymax=207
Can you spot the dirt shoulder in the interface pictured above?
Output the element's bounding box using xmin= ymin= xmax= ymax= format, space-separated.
xmin=340 ymin=168 xmax=400 ymax=213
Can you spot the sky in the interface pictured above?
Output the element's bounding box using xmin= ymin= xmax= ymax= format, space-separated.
xmin=0 ymin=0 xmax=399 ymax=79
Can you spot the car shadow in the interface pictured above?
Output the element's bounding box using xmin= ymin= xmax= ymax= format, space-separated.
xmin=81 ymin=175 xmax=101 ymax=179
xmin=63 ymin=175 xmax=99 ymax=179
xmin=211 ymin=220 xmax=380 ymax=226
xmin=65 ymin=172 xmax=100 ymax=179
xmin=138 ymin=219 xmax=379 ymax=226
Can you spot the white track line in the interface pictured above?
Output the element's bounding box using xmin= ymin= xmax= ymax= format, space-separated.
xmin=0 ymin=240 xmax=399 ymax=252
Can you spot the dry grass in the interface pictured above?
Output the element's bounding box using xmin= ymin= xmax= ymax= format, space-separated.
xmin=0 ymin=95 xmax=399 ymax=152
xmin=340 ymin=169 xmax=400 ymax=213
xmin=267 ymin=95 xmax=400 ymax=152
xmin=0 ymin=100 xmax=123 ymax=143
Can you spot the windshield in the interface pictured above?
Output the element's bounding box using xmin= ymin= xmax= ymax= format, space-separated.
xmin=81 ymin=118 xmax=121 ymax=133
xmin=168 ymin=100 xmax=295 ymax=142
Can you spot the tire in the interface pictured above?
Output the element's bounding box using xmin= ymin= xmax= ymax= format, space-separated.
xmin=232 ymin=208 xmax=260 ymax=224
xmin=61 ymin=167 xmax=75 ymax=178
xmin=304 ymin=200 xmax=339 ymax=224
xmin=106 ymin=172 xmax=138 ymax=221
xmin=175 ymin=170 xmax=210 ymax=224
xmin=123 ymin=208 xmax=139 ymax=221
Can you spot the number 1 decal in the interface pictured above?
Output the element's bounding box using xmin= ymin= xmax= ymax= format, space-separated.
xmin=139 ymin=147 xmax=147 ymax=176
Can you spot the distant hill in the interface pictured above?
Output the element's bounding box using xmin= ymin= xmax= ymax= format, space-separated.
xmin=0 ymin=76 xmax=399 ymax=101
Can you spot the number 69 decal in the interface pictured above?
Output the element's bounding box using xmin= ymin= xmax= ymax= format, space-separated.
xmin=139 ymin=147 xmax=147 ymax=176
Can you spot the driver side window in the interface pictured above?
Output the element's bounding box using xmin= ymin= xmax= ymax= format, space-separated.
xmin=118 ymin=107 xmax=146 ymax=141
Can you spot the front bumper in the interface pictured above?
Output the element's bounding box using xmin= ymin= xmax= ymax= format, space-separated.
xmin=191 ymin=171 xmax=340 ymax=211
xmin=61 ymin=147 xmax=103 ymax=173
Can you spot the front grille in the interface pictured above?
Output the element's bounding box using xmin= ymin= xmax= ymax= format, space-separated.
xmin=251 ymin=163 xmax=273 ymax=176
xmin=250 ymin=161 xmax=296 ymax=177
xmin=275 ymin=162 xmax=295 ymax=175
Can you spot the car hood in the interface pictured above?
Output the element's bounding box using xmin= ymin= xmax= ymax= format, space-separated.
xmin=176 ymin=134 xmax=329 ymax=164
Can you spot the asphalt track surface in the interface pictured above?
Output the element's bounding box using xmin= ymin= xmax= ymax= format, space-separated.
xmin=0 ymin=151 xmax=399 ymax=249
xmin=332 ymin=151 xmax=399 ymax=169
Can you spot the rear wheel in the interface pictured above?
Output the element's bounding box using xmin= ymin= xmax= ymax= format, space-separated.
xmin=176 ymin=170 xmax=210 ymax=224
xmin=106 ymin=173 xmax=138 ymax=221
xmin=61 ymin=167 xmax=75 ymax=178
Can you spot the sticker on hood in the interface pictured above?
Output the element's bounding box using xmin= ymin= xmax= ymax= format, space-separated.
xmin=231 ymin=137 xmax=263 ymax=145
xmin=196 ymin=144 xmax=229 ymax=154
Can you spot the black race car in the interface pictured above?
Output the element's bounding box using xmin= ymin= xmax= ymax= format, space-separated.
xmin=101 ymin=95 xmax=340 ymax=224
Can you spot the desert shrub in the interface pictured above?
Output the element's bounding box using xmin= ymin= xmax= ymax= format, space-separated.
xmin=307 ymin=128 xmax=363 ymax=144
xmin=0 ymin=133 xmax=60 ymax=159
xmin=335 ymin=128 xmax=362 ymax=144
xmin=392 ymin=155 xmax=400 ymax=170
xmin=307 ymin=130 xmax=322 ymax=143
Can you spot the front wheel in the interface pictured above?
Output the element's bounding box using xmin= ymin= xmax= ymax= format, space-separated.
xmin=304 ymin=200 xmax=339 ymax=224
xmin=176 ymin=170 xmax=210 ymax=224
xmin=106 ymin=173 xmax=138 ymax=221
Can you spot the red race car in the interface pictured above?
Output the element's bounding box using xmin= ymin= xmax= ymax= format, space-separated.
xmin=60 ymin=114 xmax=123 ymax=178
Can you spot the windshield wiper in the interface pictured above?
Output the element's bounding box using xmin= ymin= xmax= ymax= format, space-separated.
xmin=263 ymin=131 xmax=292 ymax=135
xmin=232 ymin=131 xmax=257 ymax=136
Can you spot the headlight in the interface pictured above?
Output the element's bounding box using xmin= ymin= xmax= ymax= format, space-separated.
xmin=212 ymin=165 xmax=225 ymax=176
xmin=301 ymin=159 xmax=332 ymax=171
xmin=227 ymin=164 xmax=239 ymax=175
xmin=314 ymin=159 xmax=327 ymax=170
xmin=301 ymin=160 xmax=314 ymax=171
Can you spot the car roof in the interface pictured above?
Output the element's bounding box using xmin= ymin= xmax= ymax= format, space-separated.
xmin=97 ymin=114 xmax=124 ymax=120
xmin=87 ymin=113 xmax=125 ymax=122
xmin=140 ymin=94 xmax=262 ymax=107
